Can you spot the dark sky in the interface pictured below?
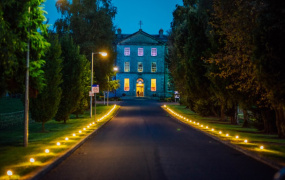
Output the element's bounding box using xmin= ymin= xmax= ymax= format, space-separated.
xmin=43 ymin=0 xmax=183 ymax=35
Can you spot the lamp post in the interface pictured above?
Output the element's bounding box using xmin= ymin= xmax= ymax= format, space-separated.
xmin=90 ymin=52 xmax=107 ymax=119
xmin=107 ymin=66 xmax=118 ymax=106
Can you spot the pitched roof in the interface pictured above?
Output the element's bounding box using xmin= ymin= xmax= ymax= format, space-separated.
xmin=115 ymin=29 xmax=167 ymax=46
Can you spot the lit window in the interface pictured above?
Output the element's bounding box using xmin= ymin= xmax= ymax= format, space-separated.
xmin=151 ymin=62 xmax=157 ymax=72
xmin=138 ymin=48 xmax=144 ymax=56
xmin=138 ymin=62 xmax=143 ymax=72
xmin=151 ymin=79 xmax=156 ymax=91
xmin=124 ymin=47 xmax=130 ymax=56
xmin=151 ymin=48 xmax=157 ymax=56
xmin=124 ymin=62 xmax=130 ymax=72
xmin=124 ymin=78 xmax=130 ymax=91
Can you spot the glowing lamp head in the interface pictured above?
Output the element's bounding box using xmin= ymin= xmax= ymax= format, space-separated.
xmin=235 ymin=136 xmax=239 ymax=139
xmin=87 ymin=126 xmax=90 ymax=128
xmin=211 ymin=128 xmax=214 ymax=131
xmin=201 ymin=125 xmax=203 ymax=127
xmin=260 ymin=146 xmax=264 ymax=149
xmin=197 ymin=123 xmax=199 ymax=125
xmin=89 ymin=123 xmax=92 ymax=126
xmin=30 ymin=158 xmax=35 ymax=163
xmin=7 ymin=170 xmax=12 ymax=176
xmin=164 ymin=105 xmax=166 ymax=107
xmin=79 ymin=130 xmax=82 ymax=133
xmin=83 ymin=128 xmax=86 ymax=130
xmin=244 ymin=139 xmax=248 ymax=143
xmin=206 ymin=126 xmax=208 ymax=129
xmin=73 ymin=133 xmax=76 ymax=137
xmin=99 ymin=52 xmax=107 ymax=57
xmin=219 ymin=131 xmax=222 ymax=134
xmin=45 ymin=149 xmax=49 ymax=153
xmin=57 ymin=142 xmax=60 ymax=146
xmin=65 ymin=137 xmax=69 ymax=141
xmin=226 ymin=134 xmax=229 ymax=137
xmin=113 ymin=67 xmax=118 ymax=71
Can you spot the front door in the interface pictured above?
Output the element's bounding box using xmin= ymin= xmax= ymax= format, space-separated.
xmin=136 ymin=83 xmax=144 ymax=97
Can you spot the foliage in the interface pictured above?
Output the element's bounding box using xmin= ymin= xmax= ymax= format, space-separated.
xmin=0 ymin=0 xmax=50 ymax=95
xmin=30 ymin=34 xmax=62 ymax=131
xmin=55 ymin=35 xmax=86 ymax=123
xmin=55 ymin=0 xmax=117 ymax=92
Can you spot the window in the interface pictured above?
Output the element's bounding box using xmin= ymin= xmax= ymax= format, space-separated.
xmin=151 ymin=48 xmax=157 ymax=56
xmin=138 ymin=48 xmax=144 ymax=56
xmin=124 ymin=78 xmax=130 ymax=91
xmin=151 ymin=79 xmax=156 ymax=91
xmin=151 ymin=62 xmax=157 ymax=72
xmin=124 ymin=62 xmax=130 ymax=72
xmin=124 ymin=47 xmax=130 ymax=56
xmin=138 ymin=62 xmax=143 ymax=72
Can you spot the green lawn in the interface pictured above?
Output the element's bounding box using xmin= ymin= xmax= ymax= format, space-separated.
xmin=0 ymin=97 xmax=24 ymax=113
xmin=0 ymin=104 xmax=119 ymax=179
xmin=164 ymin=105 xmax=285 ymax=167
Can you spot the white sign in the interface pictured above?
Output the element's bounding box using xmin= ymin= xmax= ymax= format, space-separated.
xmin=92 ymin=85 xmax=99 ymax=93
xmin=89 ymin=91 xmax=94 ymax=96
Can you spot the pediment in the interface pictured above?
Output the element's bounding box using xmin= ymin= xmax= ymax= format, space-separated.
xmin=118 ymin=30 xmax=164 ymax=45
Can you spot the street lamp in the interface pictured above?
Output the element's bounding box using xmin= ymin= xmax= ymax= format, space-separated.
xmin=90 ymin=52 xmax=107 ymax=119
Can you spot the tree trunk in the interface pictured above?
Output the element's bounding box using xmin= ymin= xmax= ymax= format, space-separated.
xmin=42 ymin=122 xmax=45 ymax=132
xmin=261 ymin=108 xmax=276 ymax=134
xmin=230 ymin=104 xmax=238 ymax=125
xmin=274 ymin=104 xmax=285 ymax=138
xmin=220 ymin=102 xmax=227 ymax=121
xmin=242 ymin=109 xmax=249 ymax=127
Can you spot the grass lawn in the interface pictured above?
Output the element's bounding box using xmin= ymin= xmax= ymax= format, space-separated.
xmin=0 ymin=104 xmax=119 ymax=179
xmin=163 ymin=105 xmax=285 ymax=167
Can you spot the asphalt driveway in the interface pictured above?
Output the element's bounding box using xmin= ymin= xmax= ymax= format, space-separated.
xmin=41 ymin=99 xmax=277 ymax=180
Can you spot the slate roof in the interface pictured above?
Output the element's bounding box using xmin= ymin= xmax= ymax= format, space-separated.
xmin=115 ymin=29 xmax=168 ymax=46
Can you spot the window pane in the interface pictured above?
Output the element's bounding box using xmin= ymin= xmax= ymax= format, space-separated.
xmin=138 ymin=62 xmax=143 ymax=72
xmin=151 ymin=48 xmax=157 ymax=56
xmin=124 ymin=62 xmax=130 ymax=72
xmin=138 ymin=48 xmax=144 ymax=56
xmin=151 ymin=62 xmax=157 ymax=72
xmin=124 ymin=47 xmax=130 ymax=56
xmin=151 ymin=79 xmax=156 ymax=91
xmin=124 ymin=78 xmax=130 ymax=91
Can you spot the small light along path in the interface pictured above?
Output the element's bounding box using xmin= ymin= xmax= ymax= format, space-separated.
xmin=162 ymin=105 xmax=281 ymax=161
xmin=2 ymin=104 xmax=117 ymax=179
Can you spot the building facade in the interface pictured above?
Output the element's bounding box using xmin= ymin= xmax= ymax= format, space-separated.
xmin=114 ymin=28 xmax=172 ymax=98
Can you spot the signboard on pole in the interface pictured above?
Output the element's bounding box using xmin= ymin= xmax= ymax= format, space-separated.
xmin=89 ymin=91 xmax=94 ymax=96
xmin=92 ymin=84 xmax=99 ymax=93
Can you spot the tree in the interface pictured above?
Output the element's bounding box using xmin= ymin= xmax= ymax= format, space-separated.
xmin=253 ymin=0 xmax=285 ymax=137
xmin=30 ymin=34 xmax=62 ymax=131
xmin=0 ymin=0 xmax=49 ymax=95
xmin=55 ymin=0 xmax=117 ymax=92
xmin=55 ymin=35 xmax=86 ymax=123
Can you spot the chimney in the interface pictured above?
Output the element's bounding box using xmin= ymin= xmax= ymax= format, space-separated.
xmin=159 ymin=29 xmax=163 ymax=38
xmin=117 ymin=28 xmax=122 ymax=37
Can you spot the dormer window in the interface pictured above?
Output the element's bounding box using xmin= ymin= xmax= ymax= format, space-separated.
xmin=124 ymin=47 xmax=130 ymax=56
xmin=151 ymin=48 xmax=157 ymax=56
xmin=138 ymin=48 xmax=144 ymax=56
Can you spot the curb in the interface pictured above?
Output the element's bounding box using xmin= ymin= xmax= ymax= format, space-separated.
xmin=162 ymin=107 xmax=283 ymax=171
xmin=24 ymin=106 xmax=121 ymax=180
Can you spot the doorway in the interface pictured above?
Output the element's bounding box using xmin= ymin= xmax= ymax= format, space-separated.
xmin=136 ymin=79 xmax=144 ymax=97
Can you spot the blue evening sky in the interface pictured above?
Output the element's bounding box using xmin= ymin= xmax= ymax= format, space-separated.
xmin=43 ymin=0 xmax=183 ymax=35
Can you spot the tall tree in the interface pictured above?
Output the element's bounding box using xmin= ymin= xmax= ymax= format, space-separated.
xmin=30 ymin=34 xmax=62 ymax=131
xmin=55 ymin=35 xmax=86 ymax=123
xmin=253 ymin=0 xmax=285 ymax=137
xmin=55 ymin=0 xmax=117 ymax=92
xmin=0 ymin=0 xmax=49 ymax=95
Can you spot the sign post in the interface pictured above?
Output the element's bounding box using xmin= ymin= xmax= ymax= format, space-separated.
xmin=92 ymin=84 xmax=99 ymax=121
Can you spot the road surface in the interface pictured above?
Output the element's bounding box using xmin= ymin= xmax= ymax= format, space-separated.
xmin=41 ymin=99 xmax=277 ymax=180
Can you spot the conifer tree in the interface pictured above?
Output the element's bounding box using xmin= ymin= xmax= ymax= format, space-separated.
xmin=55 ymin=35 xmax=86 ymax=123
xmin=30 ymin=34 xmax=62 ymax=131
